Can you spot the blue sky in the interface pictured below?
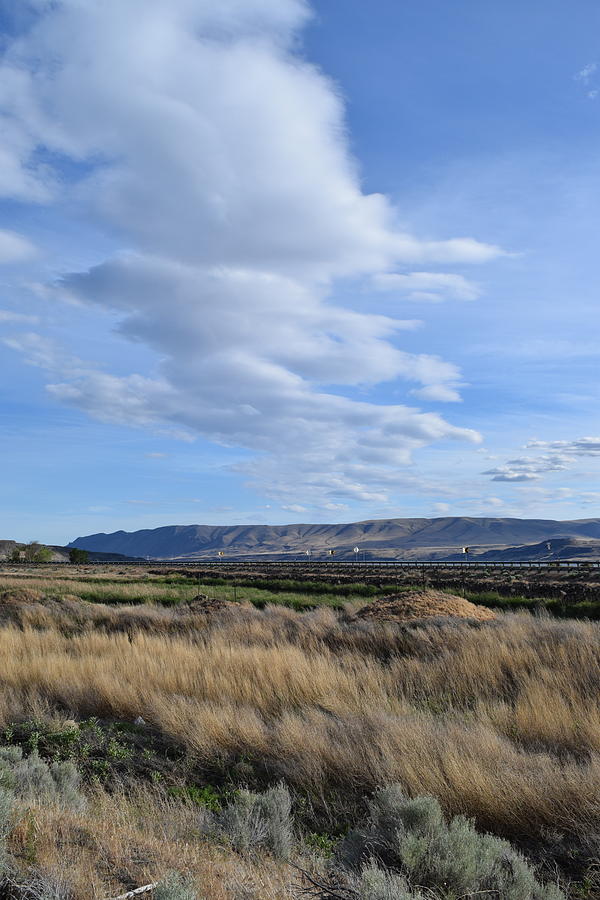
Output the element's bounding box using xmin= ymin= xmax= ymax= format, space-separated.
xmin=0 ymin=0 xmax=599 ymax=544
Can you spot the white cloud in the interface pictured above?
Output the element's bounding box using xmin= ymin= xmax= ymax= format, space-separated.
xmin=0 ymin=1 xmax=503 ymax=276
xmin=483 ymin=454 xmax=572 ymax=482
xmin=0 ymin=230 xmax=36 ymax=264
xmin=411 ymin=383 xmax=462 ymax=403
xmin=484 ymin=437 xmax=600 ymax=485
xmin=281 ymin=504 xmax=308 ymax=513
xmin=487 ymin=471 xmax=540 ymax=483
xmin=372 ymin=271 xmax=481 ymax=302
xmin=0 ymin=0 xmax=498 ymax=505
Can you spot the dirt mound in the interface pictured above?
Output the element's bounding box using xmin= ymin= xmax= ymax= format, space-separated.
xmin=178 ymin=594 xmax=238 ymax=615
xmin=0 ymin=588 xmax=44 ymax=606
xmin=0 ymin=588 xmax=52 ymax=626
xmin=353 ymin=590 xmax=496 ymax=623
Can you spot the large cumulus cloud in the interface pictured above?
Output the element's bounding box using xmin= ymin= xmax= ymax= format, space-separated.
xmin=0 ymin=0 xmax=499 ymax=505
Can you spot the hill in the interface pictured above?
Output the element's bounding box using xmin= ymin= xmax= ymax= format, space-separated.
xmin=0 ymin=541 xmax=139 ymax=563
xmin=69 ymin=517 xmax=600 ymax=560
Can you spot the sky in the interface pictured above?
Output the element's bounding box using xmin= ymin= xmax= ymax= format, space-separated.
xmin=0 ymin=0 xmax=599 ymax=545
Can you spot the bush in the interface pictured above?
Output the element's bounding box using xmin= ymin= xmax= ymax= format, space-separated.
xmin=337 ymin=786 xmax=564 ymax=900
xmin=355 ymin=862 xmax=425 ymax=900
xmin=254 ymin=782 xmax=293 ymax=859
xmin=10 ymin=542 xmax=53 ymax=564
xmin=47 ymin=760 xmax=84 ymax=810
xmin=68 ymin=548 xmax=89 ymax=564
xmin=153 ymin=872 xmax=198 ymax=900
xmin=215 ymin=783 xmax=293 ymax=859
xmin=0 ymin=748 xmax=84 ymax=810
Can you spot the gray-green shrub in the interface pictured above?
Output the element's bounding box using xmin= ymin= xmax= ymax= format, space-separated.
xmin=215 ymin=783 xmax=293 ymax=859
xmin=355 ymin=863 xmax=425 ymax=900
xmin=153 ymin=871 xmax=199 ymax=900
xmin=337 ymin=786 xmax=564 ymax=900
xmin=0 ymin=748 xmax=83 ymax=810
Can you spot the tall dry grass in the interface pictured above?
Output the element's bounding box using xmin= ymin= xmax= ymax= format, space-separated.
xmin=0 ymin=601 xmax=599 ymax=850
xmin=8 ymin=785 xmax=292 ymax=900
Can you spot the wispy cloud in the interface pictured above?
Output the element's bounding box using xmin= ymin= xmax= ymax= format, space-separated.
xmin=372 ymin=271 xmax=482 ymax=302
xmin=575 ymin=62 xmax=597 ymax=84
xmin=574 ymin=62 xmax=598 ymax=98
xmin=0 ymin=230 xmax=36 ymax=264
xmin=0 ymin=310 xmax=39 ymax=325
xmin=525 ymin=437 xmax=600 ymax=457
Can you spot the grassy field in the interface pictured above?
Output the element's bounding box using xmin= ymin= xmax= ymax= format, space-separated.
xmin=0 ymin=566 xmax=598 ymax=897
xmin=0 ymin=569 xmax=386 ymax=609
xmin=3 ymin=564 xmax=600 ymax=616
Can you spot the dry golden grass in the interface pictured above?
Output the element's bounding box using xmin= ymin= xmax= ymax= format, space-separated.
xmin=0 ymin=600 xmax=599 ymax=852
xmin=9 ymin=787 xmax=293 ymax=900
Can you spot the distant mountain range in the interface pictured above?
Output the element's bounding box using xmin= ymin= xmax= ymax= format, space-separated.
xmin=69 ymin=517 xmax=600 ymax=561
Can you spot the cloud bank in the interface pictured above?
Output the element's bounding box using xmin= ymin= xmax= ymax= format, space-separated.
xmin=0 ymin=0 xmax=502 ymax=506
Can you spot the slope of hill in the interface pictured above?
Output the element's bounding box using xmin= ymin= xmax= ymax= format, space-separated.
xmin=0 ymin=541 xmax=139 ymax=563
xmin=69 ymin=517 xmax=600 ymax=560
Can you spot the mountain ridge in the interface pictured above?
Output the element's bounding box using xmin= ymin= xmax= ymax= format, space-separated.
xmin=69 ymin=517 xmax=600 ymax=560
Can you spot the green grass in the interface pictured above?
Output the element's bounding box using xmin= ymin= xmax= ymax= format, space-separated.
xmin=4 ymin=568 xmax=600 ymax=618
xmin=462 ymin=590 xmax=600 ymax=620
xmin=1 ymin=717 xmax=184 ymax=785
